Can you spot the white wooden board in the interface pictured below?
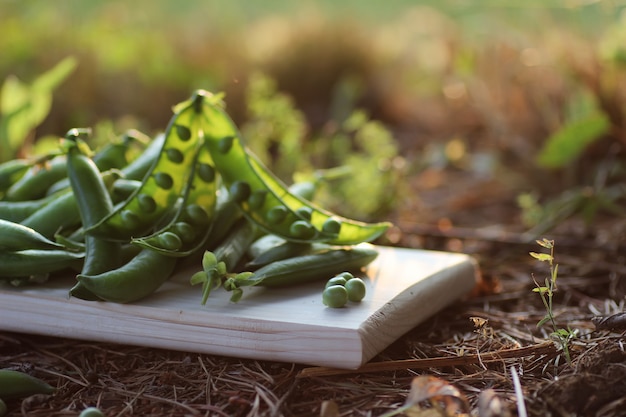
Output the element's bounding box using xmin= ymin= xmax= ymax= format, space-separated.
xmin=0 ymin=246 xmax=477 ymax=369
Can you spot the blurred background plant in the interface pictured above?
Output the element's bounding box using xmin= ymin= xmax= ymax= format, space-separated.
xmin=1 ymin=0 xmax=625 ymax=239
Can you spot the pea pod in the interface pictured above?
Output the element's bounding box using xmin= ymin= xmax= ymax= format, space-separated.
xmin=0 ymin=158 xmax=31 ymax=193
xmin=119 ymin=132 xmax=165 ymax=181
xmin=76 ymin=248 xmax=178 ymax=303
xmin=198 ymin=92 xmax=391 ymax=245
xmin=0 ymin=192 xmax=60 ymax=222
xmin=224 ymin=243 xmax=378 ymax=290
xmin=3 ymin=154 xmax=67 ymax=201
xmin=87 ymin=93 xmax=206 ymax=241
xmin=130 ymin=142 xmax=217 ymax=257
xmin=245 ymin=238 xmax=313 ymax=269
xmin=0 ymin=369 xmax=55 ymax=400
xmin=0 ymin=249 xmax=84 ymax=278
xmin=0 ymin=218 xmax=64 ymax=251
xmin=65 ymin=131 xmax=122 ymax=303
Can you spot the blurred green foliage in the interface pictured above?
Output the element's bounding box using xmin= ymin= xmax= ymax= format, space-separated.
xmin=1 ymin=0 xmax=625 ymax=229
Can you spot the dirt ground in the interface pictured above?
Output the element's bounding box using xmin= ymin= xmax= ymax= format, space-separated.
xmin=2 ymin=163 xmax=626 ymax=417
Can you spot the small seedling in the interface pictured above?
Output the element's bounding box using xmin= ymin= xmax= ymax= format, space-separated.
xmin=530 ymin=238 xmax=577 ymax=364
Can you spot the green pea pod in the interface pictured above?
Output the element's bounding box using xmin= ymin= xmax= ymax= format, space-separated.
xmin=65 ymin=132 xmax=121 ymax=276
xmin=198 ymin=91 xmax=391 ymax=245
xmin=0 ymin=218 xmax=65 ymax=251
xmin=3 ymin=155 xmax=68 ymax=201
xmin=0 ymin=192 xmax=60 ymax=222
xmin=0 ymin=249 xmax=84 ymax=278
xmin=77 ymin=248 xmax=178 ymax=303
xmin=0 ymin=159 xmax=32 ymax=193
xmin=119 ymin=131 xmax=165 ymax=181
xmin=130 ymin=142 xmax=218 ymax=257
xmin=245 ymin=240 xmax=313 ymax=270
xmin=20 ymin=170 xmax=121 ymax=239
xmin=0 ymin=369 xmax=55 ymax=400
xmin=226 ymin=244 xmax=378 ymax=288
xmin=87 ymin=93 xmax=206 ymax=241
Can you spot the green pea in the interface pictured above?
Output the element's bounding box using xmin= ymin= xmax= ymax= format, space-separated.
xmin=248 ymin=189 xmax=268 ymax=209
xmin=266 ymin=206 xmax=288 ymax=224
xmin=337 ymin=271 xmax=354 ymax=280
xmin=185 ymin=204 xmax=209 ymax=226
xmin=165 ymin=148 xmax=185 ymax=163
xmin=295 ymin=206 xmax=313 ymax=221
xmin=153 ymin=172 xmax=174 ymax=189
xmin=197 ymin=163 xmax=215 ymax=183
xmin=157 ymin=231 xmax=183 ymax=250
xmin=289 ymin=220 xmax=316 ymax=239
xmin=171 ymin=221 xmax=196 ymax=243
xmin=79 ymin=407 xmax=105 ymax=417
xmin=218 ymin=136 xmax=235 ymax=153
xmin=121 ymin=210 xmax=140 ymax=229
xmin=322 ymin=218 xmax=342 ymax=234
xmin=229 ymin=181 xmax=251 ymax=203
xmin=345 ymin=277 xmax=367 ymax=302
xmin=137 ymin=194 xmax=157 ymax=213
xmin=322 ymin=285 xmax=348 ymax=308
xmin=176 ymin=124 xmax=191 ymax=141
xmin=325 ymin=276 xmax=347 ymax=288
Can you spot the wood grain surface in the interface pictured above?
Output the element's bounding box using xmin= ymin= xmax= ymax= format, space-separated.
xmin=0 ymin=246 xmax=477 ymax=369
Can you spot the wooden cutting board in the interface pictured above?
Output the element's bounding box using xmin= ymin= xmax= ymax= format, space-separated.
xmin=0 ymin=246 xmax=477 ymax=369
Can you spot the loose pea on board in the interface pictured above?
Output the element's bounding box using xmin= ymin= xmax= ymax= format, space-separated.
xmin=197 ymin=91 xmax=392 ymax=245
xmin=87 ymin=93 xmax=206 ymax=241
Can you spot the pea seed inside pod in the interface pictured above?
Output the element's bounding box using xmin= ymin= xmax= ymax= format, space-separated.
xmin=289 ymin=220 xmax=316 ymax=239
xmin=184 ymin=204 xmax=210 ymax=226
xmin=153 ymin=172 xmax=174 ymax=189
xmin=248 ymin=189 xmax=268 ymax=209
xmin=266 ymin=205 xmax=288 ymax=224
xmin=229 ymin=181 xmax=251 ymax=203
xmin=157 ymin=231 xmax=183 ymax=250
xmin=171 ymin=221 xmax=196 ymax=243
xmin=294 ymin=206 xmax=313 ymax=221
xmin=175 ymin=124 xmax=192 ymax=141
xmin=322 ymin=217 xmax=342 ymax=234
xmin=197 ymin=163 xmax=215 ymax=183
xmin=165 ymin=148 xmax=185 ymax=164
xmin=121 ymin=209 xmax=140 ymax=228
xmin=137 ymin=193 xmax=157 ymax=213
xmin=218 ymin=136 xmax=235 ymax=154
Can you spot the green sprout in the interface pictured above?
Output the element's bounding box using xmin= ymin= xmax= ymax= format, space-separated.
xmin=530 ymin=238 xmax=577 ymax=365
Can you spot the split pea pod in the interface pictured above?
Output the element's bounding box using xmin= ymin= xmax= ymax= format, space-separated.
xmin=0 ymin=218 xmax=64 ymax=251
xmin=225 ymin=244 xmax=378 ymax=289
xmin=87 ymin=93 xmax=206 ymax=241
xmin=130 ymin=141 xmax=217 ymax=256
xmin=197 ymin=91 xmax=391 ymax=245
xmin=76 ymin=248 xmax=178 ymax=303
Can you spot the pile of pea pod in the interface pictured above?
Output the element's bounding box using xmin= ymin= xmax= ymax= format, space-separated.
xmin=0 ymin=90 xmax=391 ymax=304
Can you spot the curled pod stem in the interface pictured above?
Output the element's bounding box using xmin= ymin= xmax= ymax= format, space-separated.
xmin=87 ymin=93 xmax=206 ymax=241
xmin=198 ymin=93 xmax=392 ymax=245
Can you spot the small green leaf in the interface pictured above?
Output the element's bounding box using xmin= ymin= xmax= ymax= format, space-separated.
xmin=535 ymin=238 xmax=554 ymax=249
xmin=532 ymin=286 xmax=549 ymax=294
xmin=537 ymin=315 xmax=552 ymax=327
xmin=530 ymin=252 xmax=553 ymax=262
xmin=189 ymin=270 xmax=207 ymax=286
xmin=537 ymin=111 xmax=610 ymax=168
xmin=202 ymin=251 xmax=217 ymax=271
xmin=230 ymin=288 xmax=244 ymax=303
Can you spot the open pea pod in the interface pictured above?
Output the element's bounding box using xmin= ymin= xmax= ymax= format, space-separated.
xmin=197 ymin=90 xmax=391 ymax=245
xmin=130 ymin=141 xmax=218 ymax=256
xmin=86 ymin=92 xmax=205 ymax=241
